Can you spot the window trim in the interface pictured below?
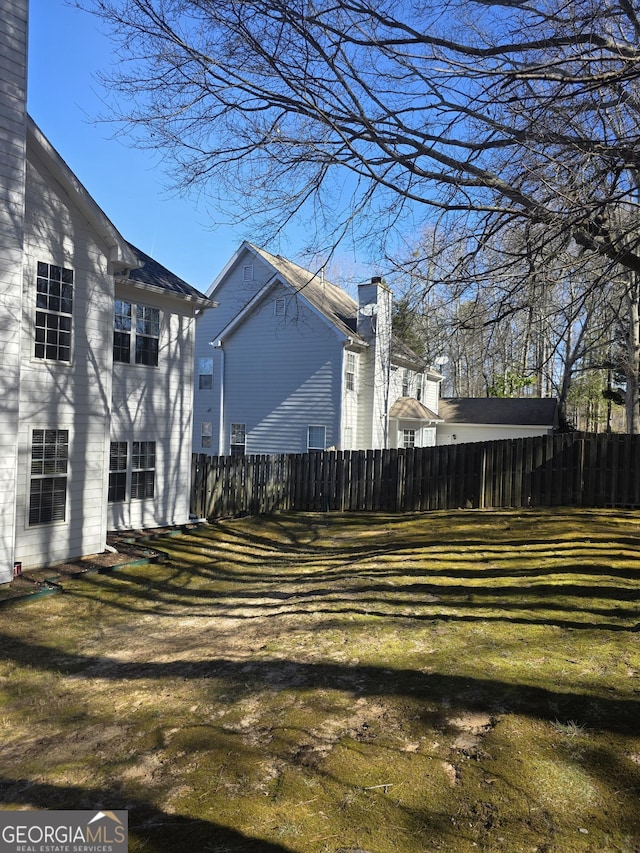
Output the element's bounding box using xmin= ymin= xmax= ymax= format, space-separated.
xmin=307 ymin=425 xmax=327 ymax=451
xmin=131 ymin=440 xmax=156 ymax=499
xmin=230 ymin=422 xmax=246 ymax=456
xmin=198 ymin=357 xmax=214 ymax=390
xmin=201 ymin=422 xmax=213 ymax=449
xmin=34 ymin=262 xmax=73 ymax=363
xmin=108 ymin=441 xmax=128 ymax=503
xmin=29 ymin=428 xmax=69 ymax=525
xmin=345 ymin=352 xmax=357 ymax=392
xmin=113 ymin=299 xmax=160 ymax=367
xmin=403 ymin=428 xmax=416 ymax=449
xmin=109 ymin=440 xmax=156 ymax=502
xmin=402 ymin=368 xmax=412 ymax=398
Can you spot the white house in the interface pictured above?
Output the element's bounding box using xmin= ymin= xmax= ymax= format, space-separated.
xmin=436 ymin=398 xmax=559 ymax=445
xmin=0 ymin=0 xmax=213 ymax=583
xmin=192 ymin=243 xmax=442 ymax=456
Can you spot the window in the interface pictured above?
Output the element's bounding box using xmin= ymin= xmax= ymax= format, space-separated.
xmin=345 ymin=352 xmax=357 ymax=392
xmin=113 ymin=300 xmax=131 ymax=363
xmin=35 ymin=262 xmax=73 ymax=362
xmin=274 ymin=297 xmax=286 ymax=316
xmin=108 ymin=442 xmax=128 ymax=502
xmin=113 ymin=301 xmax=160 ymax=366
xmin=201 ymin=422 xmax=212 ymax=449
xmin=131 ymin=441 xmax=156 ymax=499
xmin=29 ymin=429 xmax=68 ymax=524
xmin=198 ymin=357 xmax=213 ymax=390
xmin=230 ymin=423 xmax=246 ymax=456
xmin=403 ymin=429 xmax=416 ymax=449
xmin=135 ymin=305 xmax=160 ymax=366
xmin=402 ymin=369 xmax=412 ymax=397
xmin=308 ymin=425 xmax=326 ymax=451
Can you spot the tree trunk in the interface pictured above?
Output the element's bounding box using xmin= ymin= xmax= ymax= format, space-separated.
xmin=624 ymin=276 xmax=640 ymax=435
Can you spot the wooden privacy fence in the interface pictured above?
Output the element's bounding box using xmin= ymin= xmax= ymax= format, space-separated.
xmin=190 ymin=432 xmax=640 ymax=520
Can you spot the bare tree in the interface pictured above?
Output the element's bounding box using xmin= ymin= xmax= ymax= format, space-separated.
xmin=84 ymin=0 xmax=640 ymax=265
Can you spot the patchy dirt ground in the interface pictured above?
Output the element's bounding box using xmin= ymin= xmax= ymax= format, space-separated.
xmin=2 ymin=509 xmax=640 ymax=852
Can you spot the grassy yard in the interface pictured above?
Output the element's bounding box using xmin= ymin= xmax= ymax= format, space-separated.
xmin=1 ymin=509 xmax=640 ymax=852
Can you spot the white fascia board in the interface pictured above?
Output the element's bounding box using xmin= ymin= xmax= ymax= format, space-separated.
xmin=116 ymin=276 xmax=217 ymax=309
xmin=27 ymin=116 xmax=139 ymax=270
xmin=215 ymin=272 xmax=353 ymax=345
xmin=205 ymin=240 xmax=258 ymax=298
xmin=442 ymin=422 xmax=547 ymax=428
xmin=215 ymin=276 xmax=279 ymax=344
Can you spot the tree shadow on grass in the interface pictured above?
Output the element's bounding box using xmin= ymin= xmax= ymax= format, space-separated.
xmin=0 ymin=633 xmax=638 ymax=735
xmin=64 ymin=564 xmax=640 ymax=632
xmin=0 ymin=777 xmax=289 ymax=852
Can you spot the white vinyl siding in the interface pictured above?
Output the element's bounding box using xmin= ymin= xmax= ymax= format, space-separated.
xmin=15 ymin=139 xmax=115 ymax=568
xmin=0 ymin=0 xmax=28 ymax=581
xmin=110 ymin=285 xmax=197 ymax=530
xmin=219 ymin=283 xmax=342 ymax=454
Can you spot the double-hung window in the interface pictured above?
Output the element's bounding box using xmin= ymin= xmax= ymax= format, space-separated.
xmin=29 ymin=429 xmax=68 ymax=524
xmin=131 ymin=441 xmax=156 ymax=499
xmin=201 ymin=422 xmax=213 ymax=449
xmin=402 ymin=369 xmax=412 ymax=397
xmin=108 ymin=441 xmax=156 ymax=501
xmin=345 ymin=352 xmax=357 ymax=392
xmin=108 ymin=442 xmax=128 ymax=502
xmin=308 ymin=425 xmax=326 ymax=451
xmin=35 ymin=262 xmax=73 ymax=362
xmin=403 ymin=429 xmax=416 ymax=449
xmin=198 ymin=357 xmax=213 ymax=390
xmin=230 ymin=423 xmax=246 ymax=456
xmin=113 ymin=301 xmax=160 ymax=366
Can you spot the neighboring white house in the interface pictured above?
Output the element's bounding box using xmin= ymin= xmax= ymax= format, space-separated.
xmin=0 ymin=0 xmax=213 ymax=583
xmin=193 ymin=242 xmax=443 ymax=456
xmin=436 ymin=398 xmax=559 ymax=445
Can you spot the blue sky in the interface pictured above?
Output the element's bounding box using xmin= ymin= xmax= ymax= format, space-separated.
xmin=27 ymin=0 xmax=314 ymax=293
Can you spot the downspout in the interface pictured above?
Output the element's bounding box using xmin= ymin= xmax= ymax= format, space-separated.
xmin=340 ymin=337 xmax=357 ymax=450
xmin=217 ymin=342 xmax=225 ymax=455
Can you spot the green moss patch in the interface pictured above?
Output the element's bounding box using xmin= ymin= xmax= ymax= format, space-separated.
xmin=1 ymin=509 xmax=640 ymax=851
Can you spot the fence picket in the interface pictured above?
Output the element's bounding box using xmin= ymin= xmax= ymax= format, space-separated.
xmin=190 ymin=433 xmax=640 ymax=520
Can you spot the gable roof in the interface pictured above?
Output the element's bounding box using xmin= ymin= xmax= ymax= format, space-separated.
xmin=27 ymin=116 xmax=138 ymax=269
xmin=234 ymin=244 xmax=426 ymax=369
xmin=389 ymin=397 xmax=442 ymax=422
xmin=439 ymin=398 xmax=559 ymax=427
xmin=28 ymin=117 xmax=213 ymax=308
xmin=250 ymin=245 xmax=362 ymax=342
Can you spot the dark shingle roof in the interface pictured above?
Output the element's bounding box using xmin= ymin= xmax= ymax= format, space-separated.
xmin=439 ymin=398 xmax=559 ymax=427
xmin=123 ymin=244 xmax=212 ymax=303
